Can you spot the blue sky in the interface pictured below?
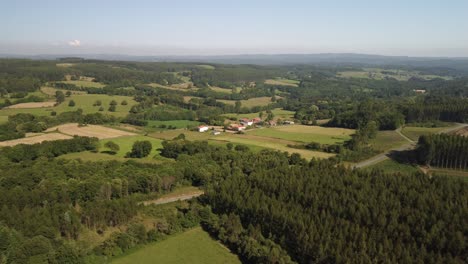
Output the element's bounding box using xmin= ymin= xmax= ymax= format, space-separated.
xmin=1 ymin=0 xmax=467 ymax=56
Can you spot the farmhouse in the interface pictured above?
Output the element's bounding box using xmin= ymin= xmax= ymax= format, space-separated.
xmin=284 ymin=120 xmax=295 ymax=125
xmin=211 ymin=131 xmax=221 ymax=135
xmin=252 ymin=117 xmax=262 ymax=124
xmin=240 ymin=118 xmax=253 ymax=126
xmin=228 ymin=124 xmax=246 ymax=131
xmin=268 ymin=120 xmax=277 ymax=126
xmin=198 ymin=125 xmax=209 ymax=132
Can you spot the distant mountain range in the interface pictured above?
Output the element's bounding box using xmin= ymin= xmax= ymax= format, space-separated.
xmin=2 ymin=53 xmax=468 ymax=72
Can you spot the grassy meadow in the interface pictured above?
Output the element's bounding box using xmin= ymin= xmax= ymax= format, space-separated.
xmin=218 ymin=96 xmax=274 ymax=107
xmin=368 ymin=159 xmax=420 ymax=174
xmin=111 ymin=227 xmax=240 ymax=264
xmin=369 ymin=130 xmax=409 ymax=152
xmin=401 ymin=126 xmax=449 ymax=141
xmin=249 ymin=125 xmax=354 ymax=144
xmin=265 ymin=78 xmax=300 ymax=87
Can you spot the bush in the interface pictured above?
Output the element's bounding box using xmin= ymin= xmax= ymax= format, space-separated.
xmin=68 ymin=100 xmax=76 ymax=107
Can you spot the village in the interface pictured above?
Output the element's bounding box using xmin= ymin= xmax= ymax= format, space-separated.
xmin=197 ymin=117 xmax=295 ymax=134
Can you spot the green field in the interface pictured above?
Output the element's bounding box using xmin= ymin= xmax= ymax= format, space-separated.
xmin=60 ymin=135 xmax=168 ymax=163
xmin=249 ymin=125 xmax=354 ymax=144
xmin=0 ymin=94 xmax=136 ymax=118
xmin=369 ymin=130 xmax=409 ymax=152
xmin=112 ymin=227 xmax=240 ymax=264
xmin=368 ymin=159 xmax=420 ymax=174
xmin=60 ymin=80 xmax=106 ymax=88
xmin=401 ymin=126 xmax=448 ymax=141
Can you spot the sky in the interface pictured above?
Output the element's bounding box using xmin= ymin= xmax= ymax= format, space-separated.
xmin=1 ymin=0 xmax=468 ymax=57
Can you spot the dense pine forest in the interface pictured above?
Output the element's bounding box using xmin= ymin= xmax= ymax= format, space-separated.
xmin=416 ymin=134 xmax=468 ymax=169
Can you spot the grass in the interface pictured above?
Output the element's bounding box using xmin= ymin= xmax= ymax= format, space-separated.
xmin=429 ymin=168 xmax=468 ymax=182
xmin=60 ymin=80 xmax=106 ymax=88
xmin=60 ymin=135 xmax=168 ymax=163
xmin=196 ymin=64 xmax=215 ymax=70
xmin=218 ymin=96 xmax=274 ymax=107
xmin=0 ymin=94 xmax=137 ymax=118
xmin=367 ymin=159 xmax=420 ymax=174
xmin=265 ymin=78 xmax=299 ymax=87
xmin=249 ymin=125 xmax=354 ymax=144
xmin=401 ymin=126 xmax=451 ymax=141
xmin=111 ymin=227 xmax=241 ymax=264
xmin=369 ymin=130 xmax=408 ymax=152
xmin=209 ymin=86 xmax=234 ymax=94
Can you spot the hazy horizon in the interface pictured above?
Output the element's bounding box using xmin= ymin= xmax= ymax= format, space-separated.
xmin=2 ymin=0 xmax=468 ymax=57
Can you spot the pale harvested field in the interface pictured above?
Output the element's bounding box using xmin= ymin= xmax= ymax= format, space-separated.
xmin=0 ymin=133 xmax=72 ymax=147
xmin=46 ymin=123 xmax=136 ymax=139
xmin=5 ymin=101 xmax=56 ymax=109
xmin=40 ymin=86 xmax=86 ymax=96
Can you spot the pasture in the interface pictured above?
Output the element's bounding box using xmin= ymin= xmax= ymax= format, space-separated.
xmin=265 ymin=78 xmax=299 ymax=87
xmin=337 ymin=68 xmax=451 ymax=81
xmin=369 ymin=130 xmax=409 ymax=152
xmin=401 ymin=126 xmax=449 ymax=141
xmin=0 ymin=93 xmax=137 ymax=118
xmin=111 ymin=227 xmax=241 ymax=264
xmin=249 ymin=125 xmax=354 ymax=144
xmin=146 ymin=120 xmax=201 ymax=130
xmin=0 ymin=133 xmax=72 ymax=147
xmin=46 ymin=123 xmax=136 ymax=139
xmin=100 ymin=135 xmax=164 ymax=158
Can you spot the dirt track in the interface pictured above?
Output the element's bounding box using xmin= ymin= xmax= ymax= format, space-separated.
xmin=141 ymin=191 xmax=204 ymax=206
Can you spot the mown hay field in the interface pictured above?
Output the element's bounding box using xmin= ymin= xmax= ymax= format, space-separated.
xmin=0 ymin=133 xmax=72 ymax=147
xmin=46 ymin=123 xmax=136 ymax=139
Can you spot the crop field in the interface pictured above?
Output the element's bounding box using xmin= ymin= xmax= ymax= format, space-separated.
xmin=218 ymin=96 xmax=274 ymax=107
xmin=265 ymin=78 xmax=299 ymax=87
xmin=112 ymin=227 xmax=240 ymax=264
xmin=249 ymin=125 xmax=354 ymax=144
xmin=0 ymin=133 xmax=72 ymax=147
xmin=196 ymin=64 xmax=215 ymax=70
xmin=40 ymin=86 xmax=86 ymax=96
xmin=369 ymin=130 xmax=409 ymax=152
xmin=46 ymin=123 xmax=136 ymax=139
xmin=148 ymin=83 xmax=198 ymax=92
xmin=368 ymin=159 xmax=420 ymax=174
xmin=5 ymin=101 xmax=56 ymax=109
xmin=209 ymin=86 xmax=233 ymax=94
xmin=401 ymin=126 xmax=448 ymax=141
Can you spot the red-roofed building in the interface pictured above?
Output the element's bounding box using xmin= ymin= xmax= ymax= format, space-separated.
xmin=198 ymin=125 xmax=209 ymax=132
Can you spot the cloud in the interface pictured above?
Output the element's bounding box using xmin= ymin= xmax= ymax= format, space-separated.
xmin=68 ymin=40 xmax=81 ymax=47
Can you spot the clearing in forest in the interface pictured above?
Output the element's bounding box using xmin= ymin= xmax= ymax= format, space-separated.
xmin=46 ymin=123 xmax=136 ymax=139
xmin=111 ymin=227 xmax=241 ymax=264
xmin=0 ymin=133 xmax=72 ymax=147
xmin=265 ymin=78 xmax=299 ymax=87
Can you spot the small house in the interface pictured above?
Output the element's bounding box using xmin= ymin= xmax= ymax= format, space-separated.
xmin=240 ymin=118 xmax=253 ymax=126
xmin=228 ymin=124 xmax=246 ymax=131
xmin=198 ymin=125 xmax=209 ymax=132
xmin=252 ymin=117 xmax=262 ymax=124
xmin=211 ymin=131 xmax=221 ymax=135
xmin=284 ymin=120 xmax=295 ymax=125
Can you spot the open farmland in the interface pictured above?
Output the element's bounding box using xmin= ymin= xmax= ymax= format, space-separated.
xmin=4 ymin=101 xmax=56 ymax=109
xmin=0 ymin=133 xmax=72 ymax=147
xmin=112 ymin=227 xmax=241 ymax=264
xmin=46 ymin=123 xmax=135 ymax=139
xmin=265 ymin=78 xmax=299 ymax=87
xmin=249 ymin=125 xmax=354 ymax=144
xmin=60 ymin=79 xmax=106 ymax=88
xmin=336 ymin=68 xmax=452 ymax=81
xmin=223 ymin=108 xmax=295 ymax=120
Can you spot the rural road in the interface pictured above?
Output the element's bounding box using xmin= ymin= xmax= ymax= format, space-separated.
xmin=353 ymin=123 xmax=467 ymax=169
xmin=141 ymin=191 xmax=204 ymax=206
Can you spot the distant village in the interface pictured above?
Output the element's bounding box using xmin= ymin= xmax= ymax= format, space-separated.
xmin=197 ymin=117 xmax=295 ymax=134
